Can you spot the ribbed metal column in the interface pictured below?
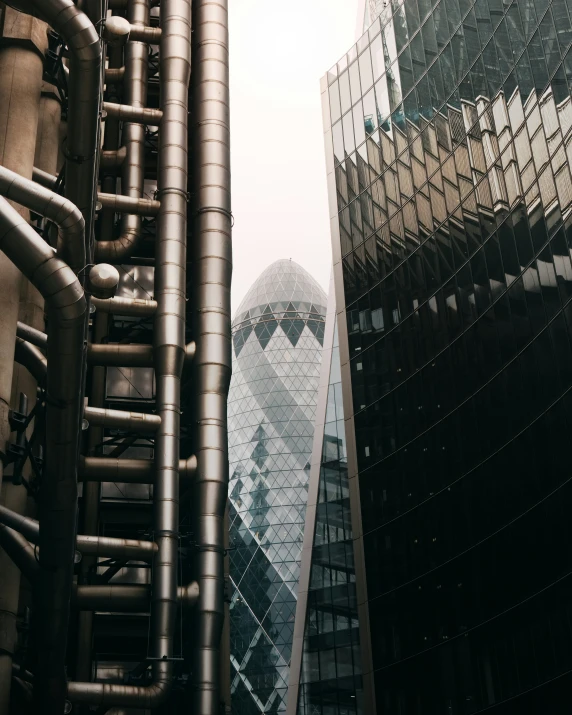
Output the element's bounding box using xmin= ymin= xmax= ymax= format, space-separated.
xmin=150 ymin=0 xmax=191 ymax=689
xmin=190 ymin=0 xmax=232 ymax=710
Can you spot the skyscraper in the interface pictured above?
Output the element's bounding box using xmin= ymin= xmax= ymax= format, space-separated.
xmin=228 ymin=260 xmax=327 ymax=713
xmin=292 ymin=1 xmax=572 ymax=713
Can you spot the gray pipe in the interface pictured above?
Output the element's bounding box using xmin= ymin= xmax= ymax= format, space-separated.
xmin=0 ymin=525 xmax=38 ymax=585
xmin=0 ymin=505 xmax=157 ymax=561
xmin=97 ymin=192 xmax=160 ymax=216
xmin=73 ymin=581 xmax=199 ymax=611
xmin=129 ymin=24 xmax=162 ymax=43
xmin=16 ymin=321 xmax=47 ymax=349
xmin=190 ymin=0 xmax=232 ymax=710
xmin=14 ymin=337 xmax=47 ymax=383
xmin=102 ymin=101 xmax=163 ymax=125
xmin=0 ymin=194 xmax=87 ymax=714
xmin=87 ymin=343 xmax=154 ymax=367
xmin=84 ymin=405 xmax=161 ymax=432
xmin=101 ymin=147 xmax=127 ymax=169
xmin=105 ymin=66 xmax=126 ymax=83
xmin=0 ymin=164 xmax=85 ymax=271
xmin=79 ymin=455 xmax=197 ymax=483
xmin=91 ymin=295 xmax=157 ymax=317
xmin=97 ymin=2 xmax=152 ymax=265
xmin=66 ymin=0 xmax=193 ymax=706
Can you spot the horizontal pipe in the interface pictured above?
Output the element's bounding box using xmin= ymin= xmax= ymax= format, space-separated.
xmin=73 ymin=581 xmax=199 ymax=611
xmin=102 ymin=101 xmax=163 ymax=125
xmin=97 ymin=192 xmax=160 ymax=216
xmin=105 ymin=66 xmax=126 ymax=83
xmin=128 ymin=24 xmax=162 ymax=43
xmin=84 ymin=405 xmax=161 ymax=432
xmin=16 ymin=321 xmax=47 ymax=349
xmin=87 ymin=343 xmax=154 ymax=367
xmin=91 ymin=296 xmax=157 ymax=317
xmin=0 ymin=506 xmax=157 ymax=561
xmin=101 ymin=146 xmax=127 ymax=168
xmin=31 ymin=166 xmax=58 ymax=189
xmin=79 ymin=455 xmax=197 ymax=483
xmin=14 ymin=337 xmax=47 ymax=383
xmin=0 ymin=164 xmax=85 ymax=272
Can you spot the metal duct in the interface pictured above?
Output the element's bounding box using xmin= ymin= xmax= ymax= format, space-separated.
xmin=73 ymin=581 xmax=199 ymax=611
xmin=105 ymin=66 xmax=126 ymax=83
xmin=0 ymin=195 xmax=87 ymax=713
xmin=102 ymin=101 xmax=163 ymax=124
xmin=97 ymin=192 xmax=160 ymax=216
xmin=190 ymin=0 xmax=232 ymax=710
xmin=0 ymin=164 xmax=85 ymax=271
xmin=16 ymin=321 xmax=47 ymax=349
xmin=128 ymin=24 xmax=162 ymax=43
xmin=79 ymin=454 xmax=197 ymax=483
xmin=96 ymin=1 xmax=152 ymax=264
xmin=0 ymin=525 xmax=38 ymax=585
xmin=101 ymin=147 xmax=127 ymax=168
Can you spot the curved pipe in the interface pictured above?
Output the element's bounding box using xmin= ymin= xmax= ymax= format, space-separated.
xmin=79 ymin=454 xmax=197 ymax=483
xmin=0 ymin=194 xmax=87 ymax=714
xmin=14 ymin=337 xmax=47 ymax=383
xmin=0 ymin=525 xmax=39 ymax=585
xmin=190 ymin=0 xmax=232 ymax=709
xmin=87 ymin=343 xmax=154 ymax=367
xmin=101 ymin=147 xmax=127 ymax=169
xmin=102 ymin=101 xmax=163 ymax=125
xmin=0 ymin=165 xmax=85 ymax=271
xmin=105 ymin=66 xmax=126 ymax=83
xmin=84 ymin=405 xmax=160 ymax=432
xmin=91 ymin=296 xmax=157 ymax=317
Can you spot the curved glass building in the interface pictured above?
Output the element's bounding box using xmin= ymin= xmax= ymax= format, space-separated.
xmin=228 ymin=260 xmax=327 ymax=714
xmin=291 ymin=2 xmax=572 ymax=714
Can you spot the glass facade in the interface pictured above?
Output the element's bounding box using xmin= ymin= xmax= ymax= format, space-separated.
xmin=320 ymin=1 xmax=572 ymax=713
xmin=228 ymin=260 xmax=327 ymax=713
xmin=293 ymin=285 xmax=363 ymax=715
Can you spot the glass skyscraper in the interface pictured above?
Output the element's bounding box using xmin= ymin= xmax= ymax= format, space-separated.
xmin=291 ymin=1 xmax=572 ymax=713
xmin=228 ymin=260 xmax=327 ymax=713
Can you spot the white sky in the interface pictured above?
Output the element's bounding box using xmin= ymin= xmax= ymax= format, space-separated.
xmin=229 ymin=0 xmax=359 ymax=315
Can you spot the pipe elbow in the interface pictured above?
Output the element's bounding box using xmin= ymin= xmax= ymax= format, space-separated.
xmin=95 ymin=227 xmax=139 ymax=263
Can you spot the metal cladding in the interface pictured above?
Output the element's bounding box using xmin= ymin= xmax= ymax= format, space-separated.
xmin=0 ymin=0 xmax=231 ymax=712
xmin=190 ymin=0 xmax=232 ymax=710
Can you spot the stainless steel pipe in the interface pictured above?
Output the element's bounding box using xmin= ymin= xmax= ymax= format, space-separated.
xmin=190 ymin=0 xmax=232 ymax=710
xmin=91 ymin=295 xmax=157 ymax=317
xmin=87 ymin=343 xmax=154 ymax=367
xmin=16 ymin=321 xmax=47 ymax=349
xmin=84 ymin=405 xmax=161 ymax=432
xmin=97 ymin=192 xmax=160 ymax=216
xmin=14 ymin=337 xmax=47 ymax=383
xmin=0 ymin=194 xmax=87 ymax=714
xmin=102 ymin=101 xmax=162 ymax=125
xmin=73 ymin=581 xmax=199 ymax=611
xmin=0 ymin=525 xmax=39 ymax=585
xmin=129 ymin=24 xmax=162 ymax=43
xmin=101 ymin=147 xmax=127 ymax=168
xmin=79 ymin=455 xmax=197 ymax=483
xmin=0 ymin=164 xmax=85 ymax=271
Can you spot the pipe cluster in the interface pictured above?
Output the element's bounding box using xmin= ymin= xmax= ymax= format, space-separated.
xmin=0 ymin=0 xmax=231 ymax=712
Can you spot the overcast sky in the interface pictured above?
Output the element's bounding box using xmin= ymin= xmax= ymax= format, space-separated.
xmin=228 ymin=0 xmax=359 ymax=315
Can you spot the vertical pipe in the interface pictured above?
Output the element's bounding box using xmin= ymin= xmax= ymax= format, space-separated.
xmin=96 ymin=0 xmax=150 ymax=262
xmin=150 ymin=0 xmax=191 ymax=689
xmin=75 ymin=310 xmax=108 ymax=687
xmin=0 ymin=11 xmax=47 ymax=714
xmin=190 ymin=0 xmax=232 ymax=710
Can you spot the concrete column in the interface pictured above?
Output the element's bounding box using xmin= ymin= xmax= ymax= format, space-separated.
xmin=0 ymin=9 xmax=48 ymax=714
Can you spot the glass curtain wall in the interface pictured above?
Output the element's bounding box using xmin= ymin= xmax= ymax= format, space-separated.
xmin=323 ymin=0 xmax=572 ymax=713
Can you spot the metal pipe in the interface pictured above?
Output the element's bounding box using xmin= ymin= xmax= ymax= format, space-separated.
xmin=0 ymin=194 xmax=87 ymax=715
xmin=66 ymin=0 xmax=193 ymax=706
xmin=73 ymin=581 xmax=199 ymax=611
xmin=14 ymin=337 xmax=47 ymax=383
xmin=84 ymin=405 xmax=160 ymax=432
xmin=79 ymin=454 xmax=197 ymax=483
xmin=0 ymin=525 xmax=38 ymax=585
xmin=0 ymin=505 xmax=157 ymax=561
xmin=105 ymin=66 xmax=126 ymax=83
xmin=16 ymin=321 xmax=47 ymax=349
xmin=128 ymin=24 xmax=162 ymax=43
xmin=97 ymin=3 xmax=154 ymax=266
xmin=0 ymin=164 xmax=85 ymax=272
xmin=97 ymin=192 xmax=160 ymax=216
xmin=101 ymin=147 xmax=127 ymax=168
xmin=87 ymin=343 xmax=154 ymax=367
xmin=102 ymin=101 xmax=162 ymax=125
xmin=91 ymin=295 xmax=157 ymax=317
xmin=190 ymin=0 xmax=232 ymax=709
